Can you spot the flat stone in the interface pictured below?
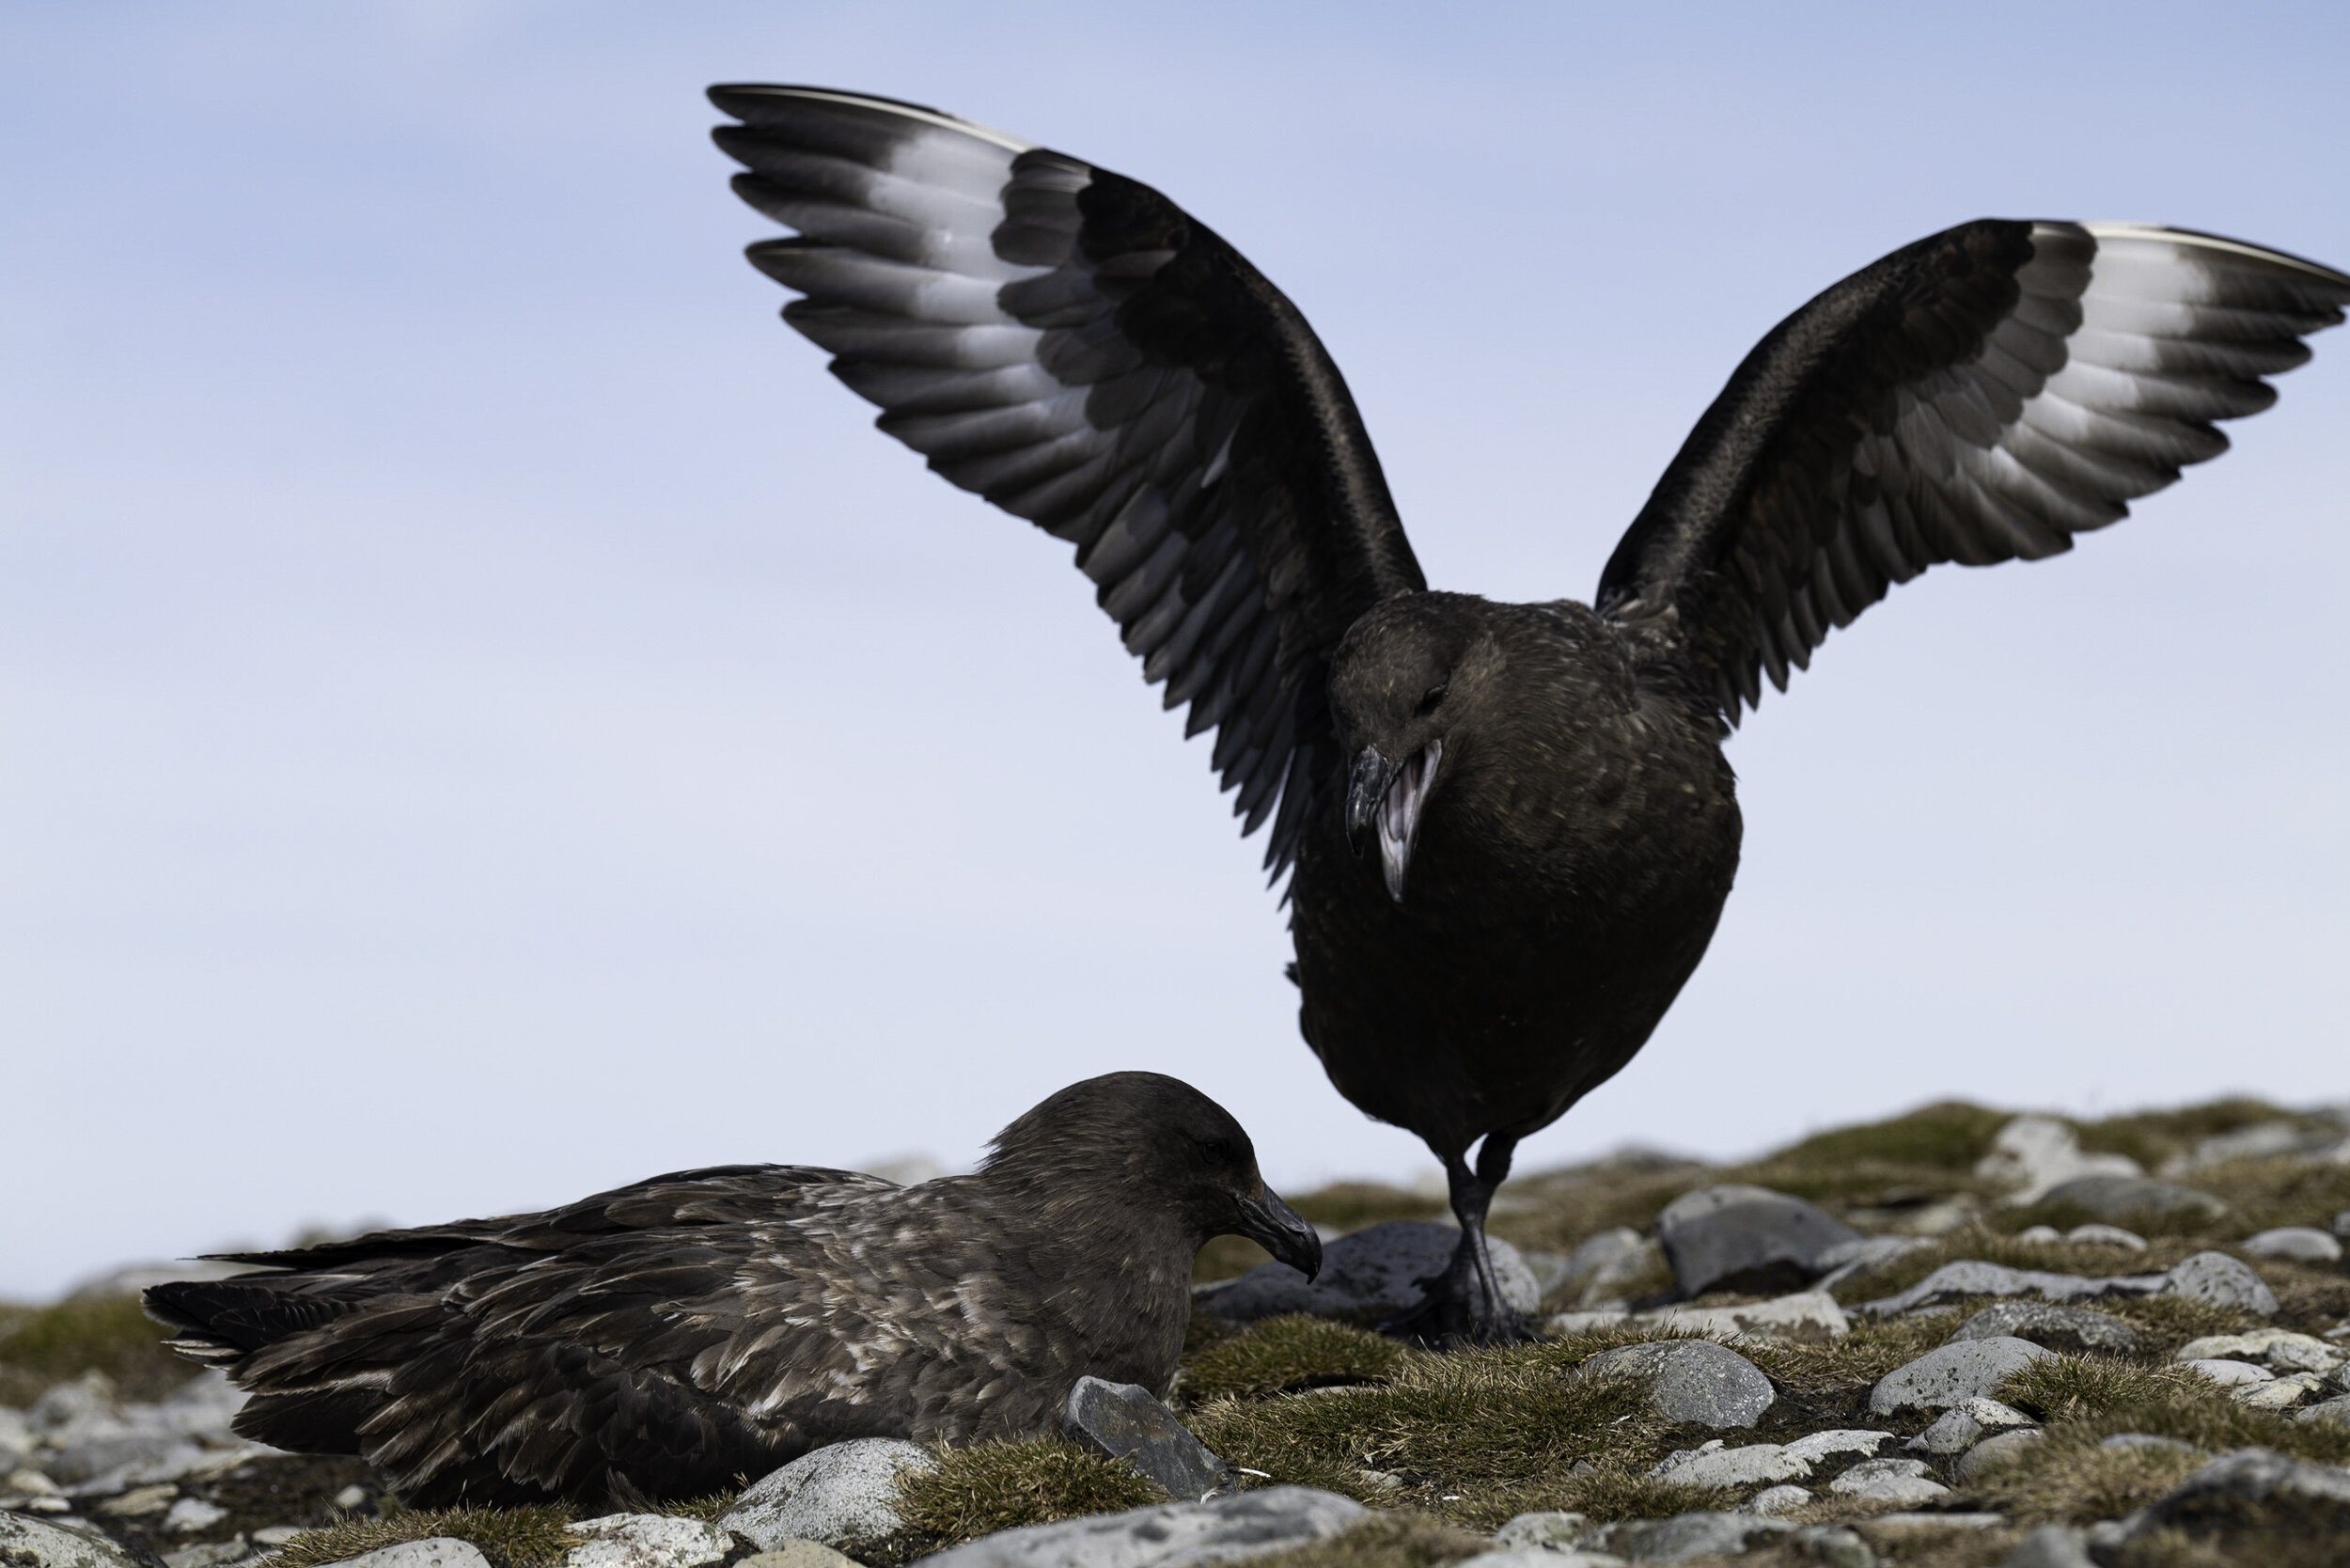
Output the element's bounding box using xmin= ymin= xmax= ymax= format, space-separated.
xmin=2174 ymin=1329 xmax=2343 ymax=1373
xmin=1905 ymin=1399 xmax=2034 ymax=1454
xmin=2244 ymin=1227 xmax=2343 ymax=1262
xmin=1826 ymin=1458 xmax=1948 ymax=1504
xmin=1749 ymin=1485 xmax=1810 ymax=1515
xmin=2014 ymin=1226 xmax=2061 ymax=1245
xmin=1948 ymin=1301 xmax=2140 ymax=1355
xmin=160 ymin=1541 xmax=248 ymax=1568
xmin=1655 ymin=1186 xmax=1862 ymax=1296
xmin=2040 ymin=1175 xmax=2230 ymax=1224
xmin=1952 ymin=1425 xmax=2050 ymax=1484
xmin=1554 ymin=1230 xmax=1658 ymax=1308
xmin=723 ymin=1438 xmax=940 ymax=1553
xmin=903 ymin=1485 xmax=1366 ymax=1567
xmin=1489 ymin=1512 xmax=1589 ymax=1552
xmin=164 ymin=1498 xmax=227 ymax=1532
xmin=1063 ymin=1378 xmax=1229 ymax=1499
xmin=2234 ymin=1372 xmax=2327 ymax=1409
xmin=1601 ymin=1511 xmax=1790 ymax=1563
xmin=2295 ymin=1394 xmax=2350 ymax=1426
xmin=1975 ymin=1117 xmax=2141 ymax=1203
xmin=1810 ymin=1237 xmax=1934 ymax=1293
xmin=1870 ymin=1337 xmax=2051 ymax=1415
xmin=337 ymin=1544 xmax=494 ymax=1568
xmin=0 ymin=1515 xmax=148 ymax=1568
xmin=1858 ymin=1261 xmax=2169 ymax=1317
xmin=2121 ymin=1446 xmax=2350 ymax=1538
xmin=2183 ymin=1357 xmax=2272 ymax=1386
xmin=737 ymin=1548 xmax=865 ymax=1568
xmin=1998 ymin=1525 xmax=2097 ymax=1568
xmin=565 ymin=1514 xmax=733 ymax=1568
xmin=1199 ymin=1220 xmax=1538 ymax=1323
xmin=2061 ymin=1225 xmax=2147 ymax=1250
xmin=2165 ymin=1251 xmax=2279 ymax=1316
xmin=1575 ymin=1340 xmax=1775 ymax=1427
xmin=1648 ymin=1430 xmax=1886 ymax=1490
xmin=95 ymin=1483 xmax=179 ymax=1517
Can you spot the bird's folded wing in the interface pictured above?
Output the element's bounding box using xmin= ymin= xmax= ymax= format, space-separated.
xmin=1595 ymin=220 xmax=2350 ymax=720
xmin=711 ymin=85 xmax=1425 ymax=876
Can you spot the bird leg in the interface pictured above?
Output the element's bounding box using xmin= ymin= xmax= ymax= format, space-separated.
xmin=1384 ymin=1134 xmax=1536 ymax=1346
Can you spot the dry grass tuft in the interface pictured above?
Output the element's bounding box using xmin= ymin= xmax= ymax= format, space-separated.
xmin=0 ymin=1293 xmax=194 ymax=1403
xmin=1996 ymin=1354 xmax=2350 ymax=1467
xmin=269 ymin=1508 xmax=580 ymax=1568
xmin=893 ymin=1438 xmax=1166 ymax=1551
xmin=1966 ymin=1425 xmax=2208 ymax=1524
xmin=1180 ymin=1316 xmax=1408 ymax=1403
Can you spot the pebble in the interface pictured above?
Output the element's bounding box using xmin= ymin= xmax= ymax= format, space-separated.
xmin=1198 ymin=1221 xmax=1539 ymax=1324
xmin=161 ymin=1537 xmax=249 ymax=1568
xmin=1062 ymin=1378 xmax=1230 ymax=1499
xmin=2183 ymin=1357 xmax=2273 ymax=1386
xmin=1648 ymin=1430 xmax=1888 ymax=1489
xmin=1748 ymin=1484 xmax=1810 ymax=1515
xmin=1488 ymin=1512 xmax=1589 ymax=1552
xmin=1574 ymin=1340 xmax=1776 ymax=1427
xmin=1654 ymin=1186 xmax=1860 ymax=1296
xmin=1453 ymin=1551 xmax=1625 ymax=1568
xmin=1809 ymin=1236 xmax=1934 ymax=1293
xmin=251 ymin=1528 xmax=306 ymax=1547
xmin=1825 ymin=1457 xmax=1948 ymax=1504
xmin=737 ymin=1547 xmax=865 ymax=1568
xmin=93 ymin=1483 xmax=178 ymax=1517
xmin=1952 ymin=1428 xmax=2046 ymax=1485
xmin=2014 ymin=1227 xmax=2061 ymax=1245
xmin=901 ymin=1485 xmax=1365 ymax=1567
xmin=337 ymin=1542 xmax=494 ymax=1568
xmin=2061 ymin=1224 xmax=2147 ymax=1250
xmin=2165 ymin=1251 xmax=2280 ymax=1316
xmin=2335 ymin=1209 xmax=2350 ymax=1240
xmin=1870 ymin=1336 xmax=2050 ymax=1415
xmin=0 ymin=1514 xmax=147 ymax=1568
xmin=1948 ymin=1302 xmax=2140 ymax=1355
xmin=164 ymin=1498 xmax=227 ymax=1532
xmin=2295 ymin=1394 xmax=2350 ymax=1426
xmin=2115 ymin=1446 xmax=2350 ymax=1542
xmin=1974 ymin=1117 xmax=2141 ymax=1204
xmin=721 ymin=1438 xmax=940 ymax=1553
xmin=334 ymin=1484 xmax=369 ymax=1509
xmin=1905 ymin=1398 xmax=2034 ymax=1454
xmin=564 ymin=1514 xmax=733 ymax=1568
xmin=2242 ymin=1227 xmax=2343 ymax=1262
xmin=1553 ymin=1230 xmax=1659 ymax=1309
xmin=1858 ymin=1261 xmax=2168 ymax=1317
xmin=1546 ymin=1291 xmax=1848 ymax=1345
xmin=1998 ymin=1525 xmax=2098 ymax=1567
xmin=1595 ymin=1511 xmax=1790 ymax=1564
xmin=2174 ymin=1329 xmax=2344 ymax=1373
xmin=2233 ymin=1372 xmax=2328 ymax=1410
xmin=2038 ymin=1175 xmax=2230 ymax=1225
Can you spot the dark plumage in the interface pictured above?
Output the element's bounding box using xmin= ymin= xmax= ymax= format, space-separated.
xmin=710 ymin=86 xmax=2350 ymax=1336
xmin=143 ymin=1073 xmax=1319 ymax=1508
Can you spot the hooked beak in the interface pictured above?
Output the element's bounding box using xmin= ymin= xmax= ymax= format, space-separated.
xmin=1233 ymin=1185 xmax=1322 ymax=1280
xmin=1343 ymin=740 xmax=1443 ymax=902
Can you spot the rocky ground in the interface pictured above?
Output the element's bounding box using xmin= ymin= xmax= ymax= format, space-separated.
xmin=5 ymin=1096 xmax=2348 ymax=1568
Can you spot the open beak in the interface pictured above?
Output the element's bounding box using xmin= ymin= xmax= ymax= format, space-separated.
xmin=1234 ymin=1185 xmax=1322 ymax=1280
xmin=1343 ymin=740 xmax=1442 ymax=902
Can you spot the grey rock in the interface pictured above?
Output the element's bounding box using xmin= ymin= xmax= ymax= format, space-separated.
xmin=1870 ymin=1337 xmax=2050 ymax=1415
xmin=2165 ymin=1120 xmax=2330 ymax=1172
xmin=1602 ymin=1511 xmax=1789 ymax=1563
xmin=1576 ymin=1341 xmax=1775 ymax=1427
xmin=46 ymin=1435 xmax=205 ymax=1490
xmin=1998 ymin=1525 xmax=2097 ymax=1568
xmin=904 ymin=1485 xmax=1365 ymax=1567
xmin=1948 ymin=1301 xmax=2139 ymax=1355
xmin=1952 ymin=1428 xmax=2046 ymax=1485
xmin=0 ymin=1515 xmax=147 ymax=1568
xmin=1489 ymin=1512 xmax=1590 ymax=1551
xmin=722 ymin=1438 xmax=939 ymax=1553
xmin=1975 ymin=1117 xmax=2141 ymax=1203
xmin=1905 ymin=1398 xmax=2033 ymax=1455
xmin=2040 ymin=1175 xmax=2229 ymax=1224
xmin=1749 ymin=1485 xmax=1810 ymax=1515
xmin=1858 ymin=1261 xmax=2168 ymax=1317
xmin=1809 ymin=1237 xmax=1933 ymax=1294
xmin=1063 ymin=1378 xmax=1229 ymax=1499
xmin=2166 ymin=1251 xmax=2280 ymax=1316
xmin=94 ymin=1484 xmax=178 ymax=1518
xmin=339 ymin=1544 xmax=494 ymax=1568
xmin=2102 ymin=1433 xmax=2197 ymax=1453
xmin=2183 ymin=1356 xmax=2273 ymax=1386
xmin=2335 ymin=1209 xmax=2350 ymax=1240
xmin=164 ymin=1498 xmax=228 ymax=1532
xmin=162 ymin=1540 xmax=250 ymax=1568
xmin=737 ymin=1547 xmax=864 ymax=1568
xmin=1825 ymin=1458 xmax=1948 ymax=1505
xmin=2172 ymin=1328 xmax=2343 ymax=1372
xmin=2243 ymin=1227 xmax=2343 ymax=1262
xmin=1655 ymin=1186 xmax=1861 ymax=1296
xmin=2123 ymin=1445 xmax=2350 ymax=1536
xmin=250 ymin=1529 xmax=306 ymax=1548
xmin=564 ymin=1515 xmax=733 ymax=1568
xmin=1199 ymin=1221 xmax=1537 ymax=1323
xmin=2060 ymin=1224 xmax=2147 ymax=1250
xmin=2296 ymin=1393 xmax=2350 ymax=1426
xmin=1649 ymin=1430 xmax=1887 ymax=1489
xmin=1555 ymin=1230 xmax=1659 ymax=1309
xmin=1789 ymin=1526 xmax=1875 ymax=1568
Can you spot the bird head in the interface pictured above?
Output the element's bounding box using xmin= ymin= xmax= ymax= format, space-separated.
xmin=982 ymin=1072 xmax=1322 ymax=1280
xmin=1329 ymin=594 xmax=1496 ymax=902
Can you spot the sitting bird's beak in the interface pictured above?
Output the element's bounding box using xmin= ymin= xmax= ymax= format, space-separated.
xmin=1233 ymin=1185 xmax=1322 ymax=1280
xmin=1344 ymin=741 xmax=1443 ymax=902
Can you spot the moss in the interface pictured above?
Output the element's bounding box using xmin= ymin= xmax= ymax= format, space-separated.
xmin=1764 ymin=1100 xmax=2013 ymax=1177
xmin=2071 ymin=1100 xmax=2305 ymax=1171
xmin=0 ymin=1293 xmax=193 ymax=1403
xmin=1194 ymin=1234 xmax=1275 ymax=1283
xmin=893 ymin=1439 xmax=1166 ymax=1551
xmin=1180 ymin=1316 xmax=1407 ymax=1403
xmin=1993 ymin=1354 xmax=2350 ymax=1469
xmin=1245 ymin=1511 xmax=1486 ymax=1567
xmin=269 ymin=1508 xmax=580 ymax=1568
xmin=1288 ymin=1183 xmax=1447 ymax=1232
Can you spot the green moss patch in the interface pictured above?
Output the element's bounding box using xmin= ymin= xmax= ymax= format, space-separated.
xmin=0 ymin=1293 xmax=192 ymax=1403
xmin=1180 ymin=1316 xmax=1408 ymax=1403
xmin=894 ymin=1438 xmax=1167 ymax=1551
xmin=270 ymin=1508 xmax=581 ymax=1568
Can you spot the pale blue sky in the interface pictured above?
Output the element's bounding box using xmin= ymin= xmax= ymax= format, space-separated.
xmin=5 ymin=2 xmax=2346 ymax=1298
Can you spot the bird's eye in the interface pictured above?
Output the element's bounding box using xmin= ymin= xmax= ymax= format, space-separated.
xmin=1416 ymin=682 xmax=1449 ymax=716
xmin=1194 ymin=1136 xmax=1237 ymax=1163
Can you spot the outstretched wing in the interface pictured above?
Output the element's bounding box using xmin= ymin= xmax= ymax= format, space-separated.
xmin=711 ymin=86 xmax=1425 ymax=877
xmin=1597 ymin=220 xmax=2350 ymax=719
